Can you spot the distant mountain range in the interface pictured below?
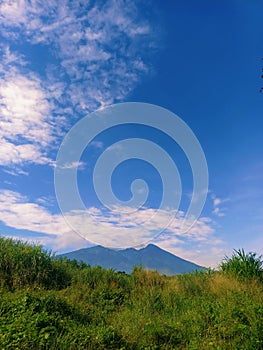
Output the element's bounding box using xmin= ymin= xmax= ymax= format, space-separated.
xmin=57 ymin=244 xmax=205 ymax=275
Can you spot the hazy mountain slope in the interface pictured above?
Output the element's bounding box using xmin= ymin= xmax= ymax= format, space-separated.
xmin=57 ymin=244 xmax=205 ymax=275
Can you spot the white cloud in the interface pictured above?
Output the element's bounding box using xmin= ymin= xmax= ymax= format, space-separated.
xmin=55 ymin=161 xmax=86 ymax=170
xmin=0 ymin=46 xmax=26 ymax=69
xmin=0 ymin=140 xmax=51 ymax=166
xmin=90 ymin=141 xmax=104 ymax=150
xmin=0 ymin=71 xmax=51 ymax=144
xmin=0 ymin=64 xmax=58 ymax=167
xmin=211 ymin=193 xmax=228 ymax=217
xmin=0 ymin=190 xmax=69 ymax=235
xmin=213 ymin=198 xmax=221 ymax=206
xmin=0 ymin=0 xmax=28 ymax=27
xmin=0 ymin=231 xmax=89 ymax=254
xmin=156 ymin=240 xmax=226 ymax=268
xmin=107 ymin=143 xmax=124 ymax=153
xmin=0 ymin=189 xmax=219 ymax=257
xmin=3 ymin=168 xmax=29 ymax=176
xmin=0 ymin=0 xmax=155 ymax=112
xmin=0 ymin=1 xmax=156 ymax=170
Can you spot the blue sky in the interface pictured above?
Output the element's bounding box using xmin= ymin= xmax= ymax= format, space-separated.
xmin=0 ymin=0 xmax=262 ymax=267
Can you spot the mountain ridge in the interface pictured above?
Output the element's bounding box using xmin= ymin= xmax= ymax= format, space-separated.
xmin=57 ymin=244 xmax=205 ymax=275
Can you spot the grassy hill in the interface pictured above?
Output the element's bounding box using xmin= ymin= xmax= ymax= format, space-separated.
xmin=0 ymin=236 xmax=262 ymax=349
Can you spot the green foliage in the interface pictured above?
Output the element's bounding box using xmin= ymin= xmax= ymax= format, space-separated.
xmin=0 ymin=238 xmax=263 ymax=349
xmin=0 ymin=237 xmax=72 ymax=290
xmin=220 ymin=248 xmax=263 ymax=281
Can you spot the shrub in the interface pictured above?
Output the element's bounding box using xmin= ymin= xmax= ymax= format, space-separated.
xmin=220 ymin=248 xmax=263 ymax=281
xmin=0 ymin=237 xmax=71 ymax=290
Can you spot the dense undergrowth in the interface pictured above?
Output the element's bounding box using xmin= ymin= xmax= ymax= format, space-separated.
xmin=0 ymin=237 xmax=262 ymax=349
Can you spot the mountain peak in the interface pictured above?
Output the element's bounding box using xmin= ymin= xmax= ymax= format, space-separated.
xmin=57 ymin=244 xmax=205 ymax=275
xmin=144 ymin=244 xmax=162 ymax=250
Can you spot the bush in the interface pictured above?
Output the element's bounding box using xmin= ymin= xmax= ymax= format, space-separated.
xmin=0 ymin=237 xmax=71 ymax=290
xmin=220 ymin=248 xmax=263 ymax=281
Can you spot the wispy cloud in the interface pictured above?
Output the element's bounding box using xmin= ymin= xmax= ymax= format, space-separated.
xmin=156 ymin=239 xmax=226 ymax=268
xmin=0 ymin=2 xmax=225 ymax=267
xmin=0 ymin=189 xmax=220 ymax=261
xmin=0 ymin=0 xmax=155 ymax=112
xmin=0 ymin=66 xmax=55 ymax=166
xmin=0 ymin=1 xmax=156 ymax=171
xmin=54 ymin=161 xmax=86 ymax=170
xmin=3 ymin=168 xmax=29 ymax=177
xmin=211 ymin=193 xmax=228 ymax=217
xmin=0 ymin=190 xmax=69 ymax=235
xmin=90 ymin=141 xmax=104 ymax=150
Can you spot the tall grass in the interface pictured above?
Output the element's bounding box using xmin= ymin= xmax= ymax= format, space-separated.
xmin=220 ymin=248 xmax=263 ymax=281
xmin=0 ymin=237 xmax=262 ymax=349
xmin=0 ymin=237 xmax=71 ymax=290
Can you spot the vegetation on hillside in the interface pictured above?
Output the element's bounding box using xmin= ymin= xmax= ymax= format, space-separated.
xmin=0 ymin=236 xmax=262 ymax=349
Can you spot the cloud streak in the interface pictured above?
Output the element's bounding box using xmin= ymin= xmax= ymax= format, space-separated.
xmin=0 ymin=189 xmax=217 ymax=251
xmin=0 ymin=0 xmax=156 ymax=170
xmin=0 ymin=0 xmax=155 ymax=112
xmin=0 ymin=66 xmax=56 ymax=166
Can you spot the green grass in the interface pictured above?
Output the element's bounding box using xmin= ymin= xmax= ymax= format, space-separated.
xmin=221 ymin=248 xmax=263 ymax=281
xmin=0 ymin=237 xmax=262 ymax=349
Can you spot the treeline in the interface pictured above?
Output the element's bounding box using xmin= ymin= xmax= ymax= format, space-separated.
xmin=0 ymin=236 xmax=262 ymax=349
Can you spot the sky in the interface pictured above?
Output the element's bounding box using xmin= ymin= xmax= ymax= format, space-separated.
xmin=0 ymin=0 xmax=262 ymax=267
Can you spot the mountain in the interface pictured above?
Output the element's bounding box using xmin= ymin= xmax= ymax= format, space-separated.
xmin=57 ymin=244 xmax=205 ymax=275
